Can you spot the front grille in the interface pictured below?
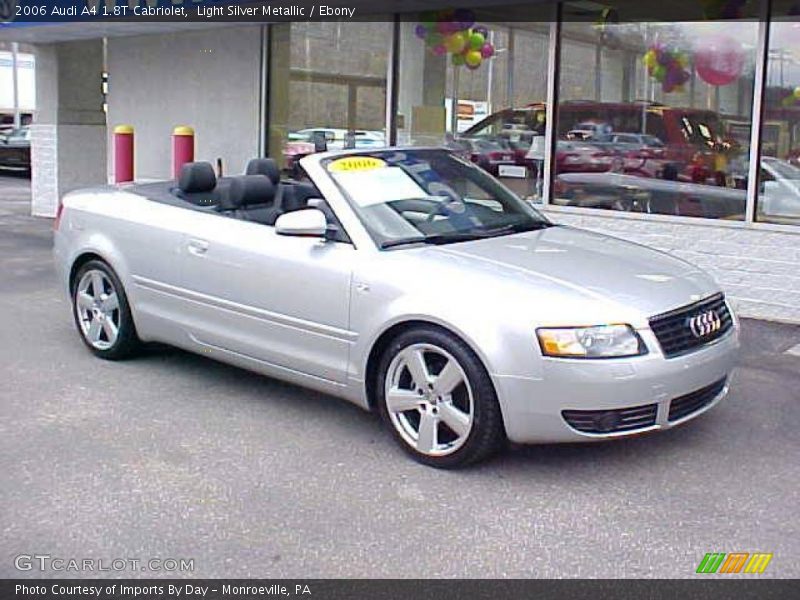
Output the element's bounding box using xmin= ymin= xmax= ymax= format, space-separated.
xmin=649 ymin=293 xmax=733 ymax=358
xmin=668 ymin=378 xmax=727 ymax=422
xmin=562 ymin=403 xmax=657 ymax=434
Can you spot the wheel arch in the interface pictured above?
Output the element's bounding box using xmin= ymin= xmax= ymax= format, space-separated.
xmin=363 ymin=318 xmax=498 ymax=412
xmin=68 ymin=252 xmax=107 ymax=294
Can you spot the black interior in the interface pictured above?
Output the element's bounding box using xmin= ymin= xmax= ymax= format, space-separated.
xmin=128 ymin=158 xmax=350 ymax=242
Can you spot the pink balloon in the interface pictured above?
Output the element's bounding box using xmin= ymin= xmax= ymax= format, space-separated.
xmin=694 ymin=34 xmax=745 ymax=86
xmin=480 ymin=43 xmax=494 ymax=59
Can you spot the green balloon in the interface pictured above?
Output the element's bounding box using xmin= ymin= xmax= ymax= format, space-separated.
xmin=653 ymin=64 xmax=666 ymax=81
xmin=452 ymin=53 xmax=465 ymax=66
xmin=469 ymin=32 xmax=485 ymax=51
xmin=427 ymin=33 xmax=443 ymax=47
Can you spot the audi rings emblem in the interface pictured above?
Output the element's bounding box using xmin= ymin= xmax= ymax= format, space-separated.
xmin=688 ymin=310 xmax=722 ymax=338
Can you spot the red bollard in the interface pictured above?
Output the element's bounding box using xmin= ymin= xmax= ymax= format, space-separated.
xmin=113 ymin=125 xmax=134 ymax=184
xmin=172 ymin=125 xmax=195 ymax=179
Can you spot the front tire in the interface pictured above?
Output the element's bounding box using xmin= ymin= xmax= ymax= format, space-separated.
xmin=72 ymin=260 xmax=141 ymax=360
xmin=375 ymin=326 xmax=505 ymax=468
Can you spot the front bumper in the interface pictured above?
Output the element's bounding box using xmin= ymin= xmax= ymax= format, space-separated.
xmin=493 ymin=326 xmax=739 ymax=444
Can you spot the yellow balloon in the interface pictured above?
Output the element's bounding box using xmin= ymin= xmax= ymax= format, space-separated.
xmin=794 ymin=86 xmax=800 ymax=99
xmin=643 ymin=50 xmax=657 ymax=69
xmin=444 ymin=32 xmax=467 ymax=54
xmin=465 ymin=50 xmax=482 ymax=68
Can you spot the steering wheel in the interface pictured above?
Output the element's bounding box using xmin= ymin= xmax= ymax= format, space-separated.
xmin=424 ymin=197 xmax=466 ymax=223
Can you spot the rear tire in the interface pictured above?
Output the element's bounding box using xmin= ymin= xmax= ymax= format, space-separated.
xmin=72 ymin=260 xmax=141 ymax=360
xmin=375 ymin=326 xmax=505 ymax=468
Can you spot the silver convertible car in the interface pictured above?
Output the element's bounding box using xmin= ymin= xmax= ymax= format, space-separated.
xmin=54 ymin=148 xmax=739 ymax=468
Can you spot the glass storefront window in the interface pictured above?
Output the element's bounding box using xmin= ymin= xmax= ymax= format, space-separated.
xmin=397 ymin=6 xmax=551 ymax=202
xmin=554 ymin=3 xmax=761 ymax=220
xmin=268 ymin=22 xmax=392 ymax=174
xmin=757 ymin=2 xmax=800 ymax=225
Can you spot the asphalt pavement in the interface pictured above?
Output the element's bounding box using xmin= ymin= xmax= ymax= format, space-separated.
xmin=1 ymin=174 xmax=798 ymax=578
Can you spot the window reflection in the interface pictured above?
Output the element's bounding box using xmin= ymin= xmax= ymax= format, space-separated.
xmin=397 ymin=7 xmax=552 ymax=202
xmin=268 ymin=22 xmax=391 ymax=175
xmin=554 ymin=5 xmax=760 ymax=220
xmin=757 ymin=4 xmax=800 ymax=224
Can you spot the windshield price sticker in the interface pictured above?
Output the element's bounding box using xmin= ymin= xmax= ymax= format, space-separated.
xmin=332 ymin=167 xmax=427 ymax=207
xmin=328 ymin=156 xmax=387 ymax=173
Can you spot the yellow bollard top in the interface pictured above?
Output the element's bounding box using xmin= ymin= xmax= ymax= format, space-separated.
xmin=113 ymin=124 xmax=134 ymax=134
xmin=173 ymin=125 xmax=195 ymax=136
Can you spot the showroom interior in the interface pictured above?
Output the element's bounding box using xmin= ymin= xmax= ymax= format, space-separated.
xmin=0 ymin=0 xmax=799 ymax=322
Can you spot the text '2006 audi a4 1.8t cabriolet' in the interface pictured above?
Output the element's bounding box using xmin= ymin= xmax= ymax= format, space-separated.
xmin=54 ymin=148 xmax=739 ymax=467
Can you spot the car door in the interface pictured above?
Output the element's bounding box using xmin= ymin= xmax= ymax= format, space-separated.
xmin=176 ymin=210 xmax=355 ymax=384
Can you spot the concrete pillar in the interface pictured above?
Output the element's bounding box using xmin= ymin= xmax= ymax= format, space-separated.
xmin=31 ymin=40 xmax=106 ymax=217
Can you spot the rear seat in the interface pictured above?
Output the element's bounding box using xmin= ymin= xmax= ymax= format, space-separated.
xmin=173 ymin=161 xmax=221 ymax=206
xmin=220 ymin=174 xmax=282 ymax=225
xmin=245 ymin=158 xmax=283 ymax=208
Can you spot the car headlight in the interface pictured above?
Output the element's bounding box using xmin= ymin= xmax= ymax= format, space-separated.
xmin=536 ymin=324 xmax=646 ymax=358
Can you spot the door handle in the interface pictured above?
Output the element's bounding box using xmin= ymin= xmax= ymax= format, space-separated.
xmin=187 ymin=238 xmax=209 ymax=256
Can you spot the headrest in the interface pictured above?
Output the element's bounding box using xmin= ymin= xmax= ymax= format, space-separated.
xmin=280 ymin=182 xmax=319 ymax=213
xmin=178 ymin=162 xmax=216 ymax=194
xmin=227 ymin=175 xmax=275 ymax=209
xmin=245 ymin=158 xmax=280 ymax=185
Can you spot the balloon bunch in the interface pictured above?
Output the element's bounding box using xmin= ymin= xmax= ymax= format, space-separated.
xmin=780 ymin=87 xmax=800 ymax=108
xmin=415 ymin=9 xmax=496 ymax=70
xmin=643 ymin=43 xmax=690 ymax=93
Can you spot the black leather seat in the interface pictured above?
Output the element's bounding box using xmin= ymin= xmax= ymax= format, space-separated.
xmin=222 ymin=175 xmax=282 ymax=225
xmin=245 ymin=158 xmax=280 ymax=184
xmin=246 ymin=157 xmax=284 ymax=207
xmin=174 ymin=161 xmax=220 ymax=206
xmin=280 ymin=181 xmax=320 ymax=213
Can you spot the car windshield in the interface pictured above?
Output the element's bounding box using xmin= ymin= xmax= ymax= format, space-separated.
xmin=322 ymin=149 xmax=552 ymax=248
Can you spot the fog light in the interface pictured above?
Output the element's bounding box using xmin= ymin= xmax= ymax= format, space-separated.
xmin=594 ymin=411 xmax=621 ymax=432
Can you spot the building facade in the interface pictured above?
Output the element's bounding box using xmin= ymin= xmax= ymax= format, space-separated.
xmin=2 ymin=1 xmax=800 ymax=322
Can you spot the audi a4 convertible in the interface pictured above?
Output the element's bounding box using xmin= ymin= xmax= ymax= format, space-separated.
xmin=54 ymin=148 xmax=739 ymax=467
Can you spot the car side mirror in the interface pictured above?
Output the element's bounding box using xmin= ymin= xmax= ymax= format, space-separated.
xmin=275 ymin=208 xmax=328 ymax=238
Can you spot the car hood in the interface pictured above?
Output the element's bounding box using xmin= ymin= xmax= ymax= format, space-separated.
xmin=418 ymin=225 xmax=718 ymax=321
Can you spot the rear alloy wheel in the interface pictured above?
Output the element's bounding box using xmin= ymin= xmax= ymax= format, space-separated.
xmin=376 ymin=327 xmax=505 ymax=468
xmin=72 ymin=260 xmax=141 ymax=360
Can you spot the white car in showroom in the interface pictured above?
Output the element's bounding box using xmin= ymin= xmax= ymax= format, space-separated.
xmin=54 ymin=148 xmax=739 ymax=468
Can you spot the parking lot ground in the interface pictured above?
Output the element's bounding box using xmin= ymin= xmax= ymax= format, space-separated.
xmin=1 ymin=175 xmax=799 ymax=578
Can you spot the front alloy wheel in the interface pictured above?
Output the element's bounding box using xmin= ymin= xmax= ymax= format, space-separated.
xmin=385 ymin=343 xmax=474 ymax=457
xmin=376 ymin=327 xmax=505 ymax=468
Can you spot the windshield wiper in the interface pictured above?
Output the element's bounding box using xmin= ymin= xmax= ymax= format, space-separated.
xmin=380 ymin=231 xmax=490 ymax=249
xmin=380 ymin=236 xmax=429 ymax=249
xmin=379 ymin=221 xmax=554 ymax=249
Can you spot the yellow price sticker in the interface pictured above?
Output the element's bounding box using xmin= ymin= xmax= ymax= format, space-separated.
xmin=328 ymin=156 xmax=386 ymax=173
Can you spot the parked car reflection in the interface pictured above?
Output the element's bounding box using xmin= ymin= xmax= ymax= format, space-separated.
xmin=553 ymin=157 xmax=800 ymax=223
xmin=0 ymin=126 xmax=31 ymax=174
xmin=760 ymin=157 xmax=800 ymax=222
